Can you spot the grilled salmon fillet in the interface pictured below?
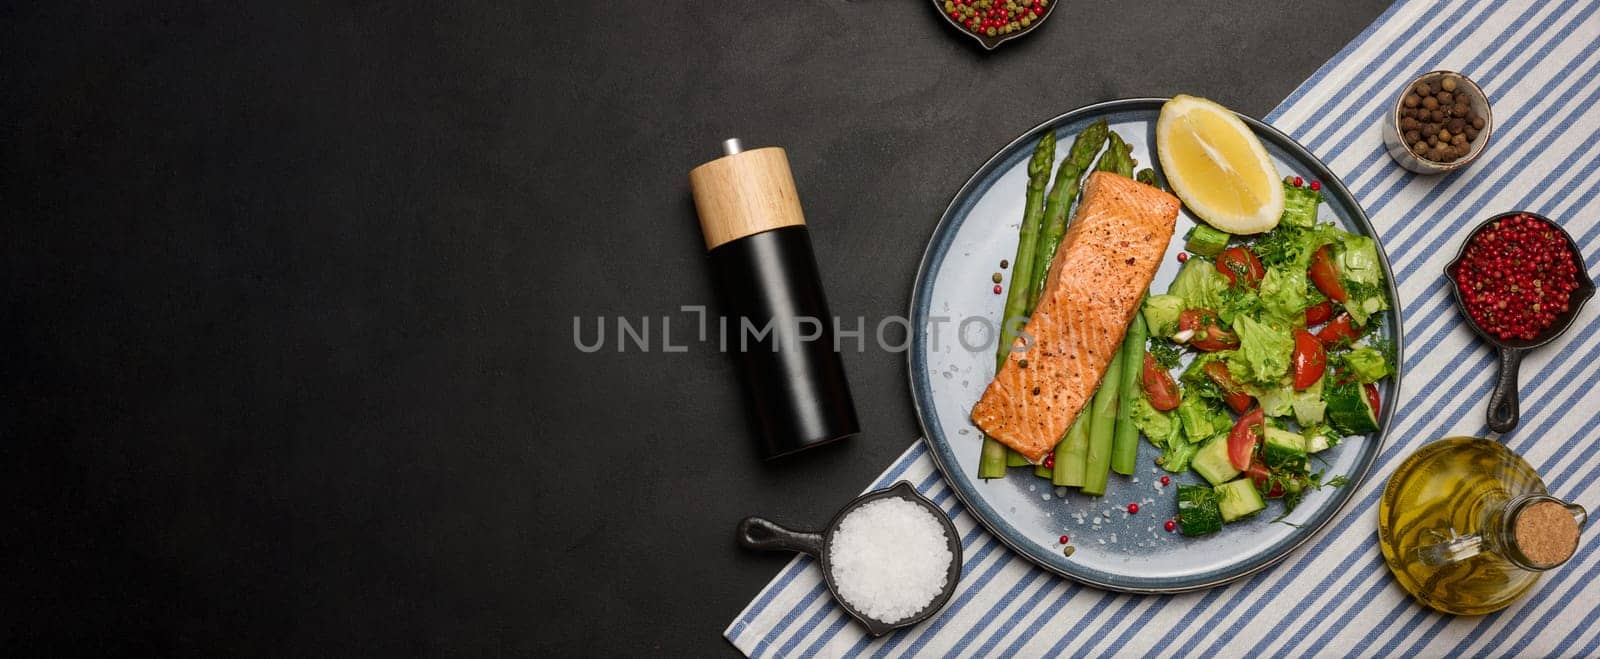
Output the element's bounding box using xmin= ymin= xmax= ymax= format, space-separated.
xmin=971 ymin=172 xmax=1181 ymax=463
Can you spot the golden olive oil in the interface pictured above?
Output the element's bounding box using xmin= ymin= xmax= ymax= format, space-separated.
xmin=1377 ymin=437 xmax=1547 ymax=615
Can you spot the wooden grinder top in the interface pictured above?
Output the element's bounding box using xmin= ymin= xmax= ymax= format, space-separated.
xmin=689 ymin=143 xmax=808 ymax=251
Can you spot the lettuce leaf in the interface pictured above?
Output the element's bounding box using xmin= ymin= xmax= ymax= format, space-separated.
xmin=1258 ymin=266 xmax=1309 ymax=328
xmin=1228 ymin=315 xmax=1294 ymax=385
xmin=1132 ymin=396 xmax=1182 ymax=448
xmin=1168 ymin=258 xmax=1230 ymax=311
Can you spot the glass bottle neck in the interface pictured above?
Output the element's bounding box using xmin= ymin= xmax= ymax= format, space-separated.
xmin=1418 ymin=493 xmax=1586 ymax=570
xmin=1488 ymin=494 xmax=1586 ymax=571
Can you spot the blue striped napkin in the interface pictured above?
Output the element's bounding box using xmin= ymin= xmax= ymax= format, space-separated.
xmin=726 ymin=0 xmax=1600 ymax=655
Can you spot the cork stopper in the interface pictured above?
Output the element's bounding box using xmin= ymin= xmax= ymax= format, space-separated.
xmin=1512 ymin=500 xmax=1581 ymax=567
xmin=688 ymin=142 xmax=808 ymax=251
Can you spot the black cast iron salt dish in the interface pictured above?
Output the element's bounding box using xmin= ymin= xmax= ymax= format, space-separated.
xmin=1445 ymin=211 xmax=1595 ymax=434
xmin=737 ymin=481 xmax=962 ymax=636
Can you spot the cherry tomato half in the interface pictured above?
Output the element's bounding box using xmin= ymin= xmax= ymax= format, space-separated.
xmin=1245 ymin=458 xmax=1285 ymax=498
xmin=1228 ymin=407 xmax=1265 ymax=471
xmin=1366 ymin=383 xmax=1381 ymax=417
xmin=1179 ymin=308 xmax=1240 ymax=352
xmin=1316 ymin=313 xmax=1359 ymax=345
xmin=1309 ymin=245 xmax=1348 ymax=303
xmin=1204 ymin=360 xmax=1254 ymax=414
xmin=1216 ymin=246 xmax=1266 ymax=289
xmin=1141 ymin=353 xmax=1182 ymax=411
xmin=1306 ymin=300 xmax=1333 ymax=326
xmin=1292 ymin=329 xmax=1326 ymax=390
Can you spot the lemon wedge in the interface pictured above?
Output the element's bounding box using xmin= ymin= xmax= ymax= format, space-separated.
xmin=1156 ymin=95 xmax=1284 ymax=234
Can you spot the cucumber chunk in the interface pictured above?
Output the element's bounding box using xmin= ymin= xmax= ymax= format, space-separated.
xmin=1176 ymin=484 xmax=1223 ymax=537
xmin=1292 ymin=376 xmax=1326 ymax=426
xmin=1190 ymin=432 xmax=1240 ymax=486
xmin=1325 ymin=379 xmax=1379 ymax=435
xmin=1143 ymin=294 xmax=1186 ymax=338
xmin=1262 ymin=427 xmax=1308 ymax=471
xmin=1305 ymin=426 xmax=1339 ymax=453
xmin=1185 ymin=224 xmax=1233 ymax=257
xmin=1216 ymin=479 xmax=1267 ymax=523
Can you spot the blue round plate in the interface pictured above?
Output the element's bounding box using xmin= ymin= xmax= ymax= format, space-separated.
xmin=908 ymin=98 xmax=1404 ymax=593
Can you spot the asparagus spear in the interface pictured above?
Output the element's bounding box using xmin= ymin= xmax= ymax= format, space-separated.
xmin=979 ymin=132 xmax=1057 ymax=479
xmin=1136 ymin=168 xmax=1158 ymax=186
xmin=1026 ymin=119 xmax=1109 ymax=311
xmin=1093 ymin=132 xmax=1135 ymax=179
xmin=979 ymin=439 xmax=1010 ymax=479
xmin=1111 ymin=309 xmax=1148 ymax=475
xmin=1016 ymin=123 xmax=1108 ymax=473
xmin=1081 ymin=348 xmax=1123 ymax=496
xmin=1052 ymin=414 xmax=1090 ymax=487
xmin=1008 ymin=128 xmax=1113 ymax=468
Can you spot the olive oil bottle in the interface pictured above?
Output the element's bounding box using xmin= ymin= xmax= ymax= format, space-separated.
xmin=1378 ymin=437 xmax=1586 ymax=615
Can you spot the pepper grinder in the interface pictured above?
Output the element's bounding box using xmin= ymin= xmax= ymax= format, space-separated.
xmin=689 ymin=139 xmax=859 ymax=459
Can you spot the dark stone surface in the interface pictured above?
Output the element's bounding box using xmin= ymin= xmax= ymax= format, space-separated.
xmin=1 ymin=1 xmax=1389 ymax=655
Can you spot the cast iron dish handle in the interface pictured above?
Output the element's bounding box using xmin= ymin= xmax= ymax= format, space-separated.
xmin=1487 ymin=346 xmax=1524 ymax=435
xmin=1445 ymin=211 xmax=1595 ymax=437
xmin=737 ymin=516 xmax=824 ymax=556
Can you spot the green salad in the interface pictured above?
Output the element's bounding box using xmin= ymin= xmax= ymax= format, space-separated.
xmin=1137 ymin=179 xmax=1395 ymax=536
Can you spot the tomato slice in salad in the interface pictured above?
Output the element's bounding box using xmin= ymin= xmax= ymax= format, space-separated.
xmin=1141 ymin=353 xmax=1182 ymax=411
xmin=1216 ymin=246 xmax=1266 ymax=289
xmin=1366 ymin=382 xmax=1381 ymax=417
xmin=1179 ymin=308 xmax=1240 ymax=351
xmin=1228 ymin=407 xmax=1265 ymax=471
xmin=1309 ymin=245 xmax=1348 ymax=303
xmin=1292 ymin=329 xmax=1326 ymax=390
xmin=1305 ymin=300 xmax=1333 ymax=326
xmin=1316 ymin=313 xmax=1359 ymax=345
xmin=1245 ymin=458 xmax=1285 ymax=498
xmin=1203 ymin=360 xmax=1253 ymax=414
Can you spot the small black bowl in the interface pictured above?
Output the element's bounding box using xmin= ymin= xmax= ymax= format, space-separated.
xmin=1444 ymin=211 xmax=1596 ymax=434
xmin=930 ymin=0 xmax=1056 ymax=51
xmin=737 ymin=481 xmax=962 ymax=636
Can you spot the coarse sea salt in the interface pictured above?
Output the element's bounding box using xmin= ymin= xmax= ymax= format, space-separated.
xmin=828 ymin=498 xmax=953 ymax=625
